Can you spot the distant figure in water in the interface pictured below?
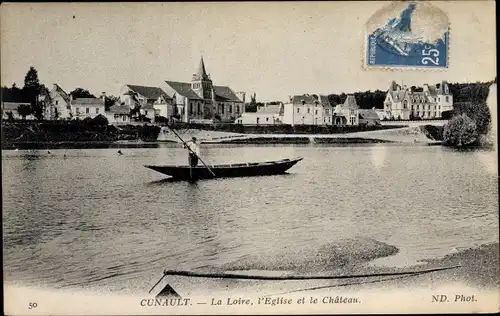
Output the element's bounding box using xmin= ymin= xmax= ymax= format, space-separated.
xmin=63 ymin=154 xmax=67 ymax=158
xmin=184 ymin=137 xmax=200 ymax=167
xmin=47 ymin=151 xmax=51 ymax=154
xmin=118 ymin=150 xmax=123 ymax=155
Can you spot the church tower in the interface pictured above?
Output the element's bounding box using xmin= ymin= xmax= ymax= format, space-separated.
xmin=191 ymin=56 xmax=213 ymax=100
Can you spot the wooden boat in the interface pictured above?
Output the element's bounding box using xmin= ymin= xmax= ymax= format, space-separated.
xmin=145 ymin=157 xmax=303 ymax=181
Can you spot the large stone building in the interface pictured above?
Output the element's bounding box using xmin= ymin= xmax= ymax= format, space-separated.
xmin=283 ymin=94 xmax=334 ymax=126
xmin=383 ymin=81 xmax=454 ymax=120
xmin=45 ymin=84 xmax=105 ymax=120
xmin=161 ymin=57 xmax=245 ymax=123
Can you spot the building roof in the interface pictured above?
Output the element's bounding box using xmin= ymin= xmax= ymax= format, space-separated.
xmin=71 ymin=98 xmax=104 ymax=106
xmin=358 ymin=109 xmax=381 ymax=120
xmin=257 ymin=104 xmax=283 ymax=114
xmin=291 ymin=94 xmax=332 ymax=107
xmin=214 ymin=86 xmax=242 ymax=102
xmin=108 ymin=104 xmax=130 ymax=114
xmin=2 ymin=101 xmax=30 ymax=111
xmin=390 ymin=90 xmax=407 ymax=102
xmin=53 ymin=84 xmax=71 ymax=103
xmin=125 ymin=85 xmax=171 ymax=100
xmin=164 ymin=81 xmax=202 ymax=100
xmin=343 ymin=95 xmax=359 ymax=109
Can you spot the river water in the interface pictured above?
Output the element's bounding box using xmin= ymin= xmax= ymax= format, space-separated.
xmin=2 ymin=144 xmax=498 ymax=294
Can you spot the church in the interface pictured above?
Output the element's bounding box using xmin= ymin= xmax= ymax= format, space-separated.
xmin=161 ymin=57 xmax=246 ymax=123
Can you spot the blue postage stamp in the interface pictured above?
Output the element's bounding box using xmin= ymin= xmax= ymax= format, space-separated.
xmin=366 ymin=1 xmax=449 ymax=68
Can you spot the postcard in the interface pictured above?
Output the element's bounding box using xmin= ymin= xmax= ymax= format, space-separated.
xmin=2 ymin=1 xmax=498 ymax=315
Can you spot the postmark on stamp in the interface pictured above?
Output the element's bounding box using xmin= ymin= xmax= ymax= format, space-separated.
xmin=365 ymin=1 xmax=450 ymax=69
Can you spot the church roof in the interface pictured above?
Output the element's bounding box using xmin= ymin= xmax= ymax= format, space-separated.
xmin=214 ymin=86 xmax=242 ymax=102
xmin=124 ymin=85 xmax=171 ymax=100
xmin=164 ymin=81 xmax=202 ymax=100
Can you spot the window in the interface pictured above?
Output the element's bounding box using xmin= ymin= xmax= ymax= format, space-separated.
xmin=403 ymin=100 xmax=408 ymax=109
xmin=438 ymin=97 xmax=441 ymax=102
xmin=221 ymin=105 xmax=225 ymax=114
xmin=236 ymin=105 xmax=240 ymax=114
xmin=86 ymin=108 xmax=90 ymax=113
xmin=229 ymin=105 xmax=232 ymax=113
xmin=315 ymin=110 xmax=318 ymax=115
xmin=197 ymin=103 xmax=201 ymax=115
xmin=266 ymin=117 xmax=269 ymax=122
xmin=297 ymin=108 xmax=300 ymax=113
xmin=307 ymin=108 xmax=310 ymax=114
xmin=56 ymin=100 xmax=59 ymax=105
xmin=123 ymin=116 xmax=127 ymax=122
xmin=76 ymin=107 xmax=81 ymax=114
xmin=446 ymin=96 xmax=449 ymax=102
xmin=256 ymin=117 xmax=260 ymax=124
xmin=96 ymin=108 xmax=99 ymax=114
xmin=325 ymin=109 xmax=329 ymax=115
xmin=145 ymin=111 xmax=148 ymax=115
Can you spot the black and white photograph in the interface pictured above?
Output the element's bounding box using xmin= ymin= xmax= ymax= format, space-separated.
xmin=2 ymin=1 xmax=498 ymax=314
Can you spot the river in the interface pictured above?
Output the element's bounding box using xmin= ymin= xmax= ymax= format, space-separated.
xmin=2 ymin=144 xmax=498 ymax=294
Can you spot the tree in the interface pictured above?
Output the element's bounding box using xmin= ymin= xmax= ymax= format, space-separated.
xmin=104 ymin=95 xmax=119 ymax=111
xmin=70 ymin=88 xmax=96 ymax=99
xmin=443 ymin=113 xmax=478 ymax=147
xmin=22 ymin=66 xmax=43 ymax=119
xmin=6 ymin=111 xmax=15 ymax=121
xmin=17 ymin=103 xmax=32 ymax=120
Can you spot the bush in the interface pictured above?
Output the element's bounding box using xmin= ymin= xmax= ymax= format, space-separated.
xmin=155 ymin=116 xmax=169 ymax=124
xmin=443 ymin=113 xmax=478 ymax=147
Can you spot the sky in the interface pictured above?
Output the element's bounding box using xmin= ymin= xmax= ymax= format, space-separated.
xmin=1 ymin=1 xmax=496 ymax=102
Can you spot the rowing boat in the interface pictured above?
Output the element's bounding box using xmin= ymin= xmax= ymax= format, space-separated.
xmin=145 ymin=157 xmax=303 ymax=181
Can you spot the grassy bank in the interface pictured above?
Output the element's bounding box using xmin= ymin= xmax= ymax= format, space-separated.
xmin=168 ymin=122 xmax=408 ymax=134
xmin=1 ymin=121 xmax=161 ymax=149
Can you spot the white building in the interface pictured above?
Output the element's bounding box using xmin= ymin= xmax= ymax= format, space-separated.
xmin=332 ymin=95 xmax=360 ymax=126
xmin=383 ymin=81 xmax=454 ymax=120
xmin=105 ymin=102 xmax=130 ymax=125
xmin=283 ymin=94 xmax=334 ymax=126
xmin=235 ymin=103 xmax=283 ymax=125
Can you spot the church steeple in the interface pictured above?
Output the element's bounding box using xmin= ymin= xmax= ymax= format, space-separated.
xmin=192 ymin=55 xmax=213 ymax=99
xmin=196 ymin=56 xmax=209 ymax=80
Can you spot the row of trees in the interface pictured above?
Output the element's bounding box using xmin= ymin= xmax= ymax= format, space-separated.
xmin=2 ymin=66 xmax=120 ymax=121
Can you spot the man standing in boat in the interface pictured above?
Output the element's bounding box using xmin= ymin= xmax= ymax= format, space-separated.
xmin=184 ymin=136 xmax=200 ymax=167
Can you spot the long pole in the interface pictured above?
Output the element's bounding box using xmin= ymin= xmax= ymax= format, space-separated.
xmin=167 ymin=124 xmax=216 ymax=177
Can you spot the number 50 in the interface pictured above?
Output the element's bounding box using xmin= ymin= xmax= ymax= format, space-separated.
xmin=28 ymin=302 xmax=38 ymax=309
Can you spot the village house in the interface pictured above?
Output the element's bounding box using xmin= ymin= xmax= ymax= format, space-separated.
xmin=283 ymin=94 xmax=334 ymax=126
xmin=383 ymin=80 xmax=454 ymax=120
xmin=44 ymin=84 xmax=105 ymax=120
xmin=105 ymin=101 xmax=130 ymax=125
xmin=235 ymin=103 xmax=284 ymax=125
xmin=161 ymin=57 xmax=245 ymax=123
xmin=120 ymin=84 xmax=174 ymax=123
xmin=332 ymin=95 xmax=360 ymax=126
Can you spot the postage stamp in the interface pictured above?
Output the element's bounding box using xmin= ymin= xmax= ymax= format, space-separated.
xmin=365 ymin=1 xmax=450 ymax=69
xmin=1 ymin=1 xmax=498 ymax=315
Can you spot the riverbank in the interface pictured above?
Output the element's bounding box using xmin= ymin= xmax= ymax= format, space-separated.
xmin=1 ymin=121 xmax=161 ymax=149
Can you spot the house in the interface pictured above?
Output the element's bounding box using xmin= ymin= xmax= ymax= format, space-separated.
xmin=1 ymin=102 xmax=34 ymax=120
xmin=106 ymin=102 xmax=130 ymax=125
xmin=332 ymin=95 xmax=360 ymax=126
xmin=383 ymin=81 xmax=454 ymax=120
xmin=120 ymin=84 xmax=174 ymax=123
xmin=47 ymin=83 xmax=72 ymax=119
xmin=71 ymin=96 xmax=105 ymax=120
xmin=235 ymin=103 xmax=283 ymax=125
xmin=283 ymin=94 xmax=334 ymax=126
xmin=161 ymin=56 xmax=245 ymax=123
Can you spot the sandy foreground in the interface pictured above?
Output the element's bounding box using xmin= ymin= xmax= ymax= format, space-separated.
xmin=4 ymin=244 xmax=499 ymax=314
